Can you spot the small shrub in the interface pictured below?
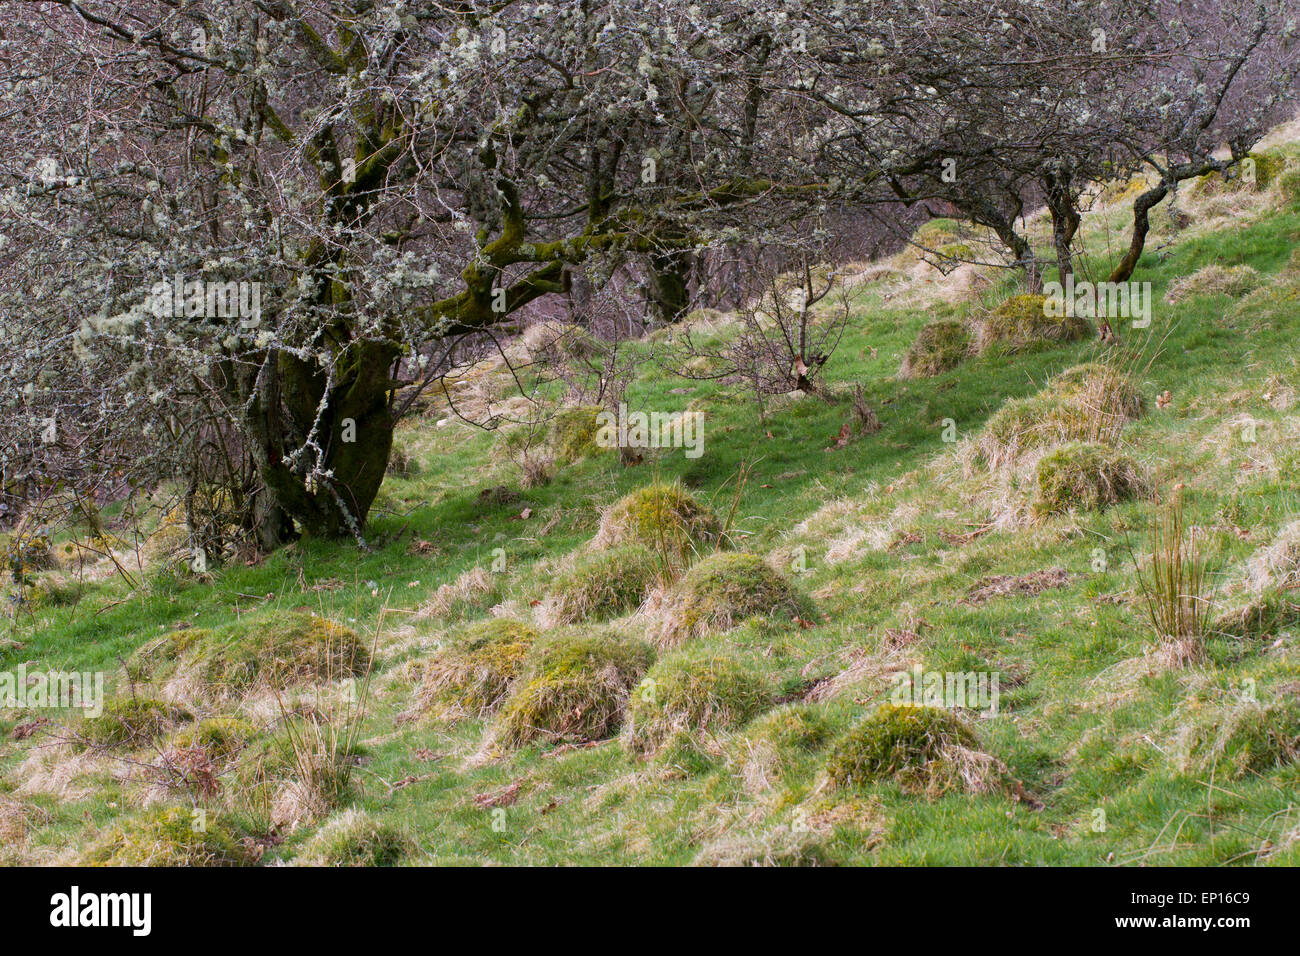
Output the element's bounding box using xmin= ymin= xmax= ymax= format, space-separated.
xmin=552 ymin=404 xmax=606 ymax=464
xmin=79 ymin=697 xmax=189 ymax=750
xmin=1031 ymin=441 xmax=1145 ymax=517
xmin=493 ymin=631 xmax=655 ymax=748
xmin=1164 ymin=265 xmax=1260 ymax=305
xmin=297 ymin=809 xmax=410 ymax=867
xmin=901 ymin=319 xmax=971 ymax=378
xmin=622 ymin=649 xmax=774 ymax=760
xmin=2 ymin=530 xmax=56 ymax=578
xmin=85 ymin=806 xmax=252 ymax=866
xmin=824 ymin=703 xmax=981 ymax=792
xmin=593 ymin=483 xmax=723 ymax=563
xmin=541 ymin=546 xmax=663 ymax=626
xmin=652 ymin=552 xmax=812 ymax=648
xmin=975 ymin=293 xmax=1091 ymax=354
xmin=420 ymin=617 xmax=539 ymax=717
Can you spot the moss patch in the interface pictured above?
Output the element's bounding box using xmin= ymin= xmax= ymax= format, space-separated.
xmin=825 ymin=704 xmax=997 ymax=796
xmin=79 ymin=697 xmax=190 ymax=750
xmin=170 ymin=716 xmax=258 ymax=763
xmin=297 ymin=809 xmax=410 ymax=866
xmin=552 ymin=404 xmax=606 ymax=464
xmin=175 ymin=612 xmax=368 ymax=698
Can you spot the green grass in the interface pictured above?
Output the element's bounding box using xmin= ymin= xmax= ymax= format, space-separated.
xmin=5 ymin=155 xmax=1300 ymax=867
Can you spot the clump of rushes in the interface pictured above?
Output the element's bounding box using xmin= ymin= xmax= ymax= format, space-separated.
xmin=1130 ymin=493 xmax=1214 ymax=668
xmin=493 ymin=630 xmax=655 ymax=749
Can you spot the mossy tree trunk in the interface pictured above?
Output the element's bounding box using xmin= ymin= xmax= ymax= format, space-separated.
xmin=240 ymin=339 xmax=399 ymax=546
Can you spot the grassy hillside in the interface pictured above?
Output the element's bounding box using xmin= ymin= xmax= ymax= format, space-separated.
xmin=5 ymin=137 xmax=1300 ymax=866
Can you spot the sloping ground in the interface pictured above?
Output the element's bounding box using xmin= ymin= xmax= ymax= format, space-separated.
xmin=4 ymin=140 xmax=1300 ymax=866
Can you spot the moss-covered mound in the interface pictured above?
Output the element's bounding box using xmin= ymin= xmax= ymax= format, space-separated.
xmin=975 ymin=362 xmax=1144 ymax=469
xmin=1212 ymin=590 xmax=1300 ymax=640
xmin=1165 ymin=265 xmax=1260 ymax=305
xmin=824 ymin=704 xmax=986 ymax=794
xmin=1177 ymin=692 xmax=1300 ymax=779
xmin=901 ymin=318 xmax=971 ymax=378
xmin=542 ymin=545 xmax=663 ymax=625
xmin=1279 ymin=168 xmax=1300 ymax=208
xmin=724 ymin=704 xmax=834 ymax=793
xmin=420 ymin=617 xmax=539 ymax=717
xmin=552 ymin=404 xmax=606 ymax=464
xmin=1031 ymin=441 xmax=1145 ymax=517
xmin=622 ymin=649 xmax=774 ymax=760
xmin=493 ymin=631 xmax=655 ymax=748
xmin=84 ymin=806 xmax=253 ymax=866
xmin=1190 ymin=151 xmax=1285 ymax=196
xmin=653 ymin=552 xmax=811 ymax=648
xmin=593 ymin=482 xmax=723 ymax=562
xmin=135 ymin=612 xmax=368 ymax=699
xmin=169 ymin=716 xmax=258 ymax=763
xmin=975 ymin=293 xmax=1091 ymax=354
xmin=296 ymin=809 xmax=410 ymax=867
xmin=79 ymin=697 xmax=190 ymax=750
